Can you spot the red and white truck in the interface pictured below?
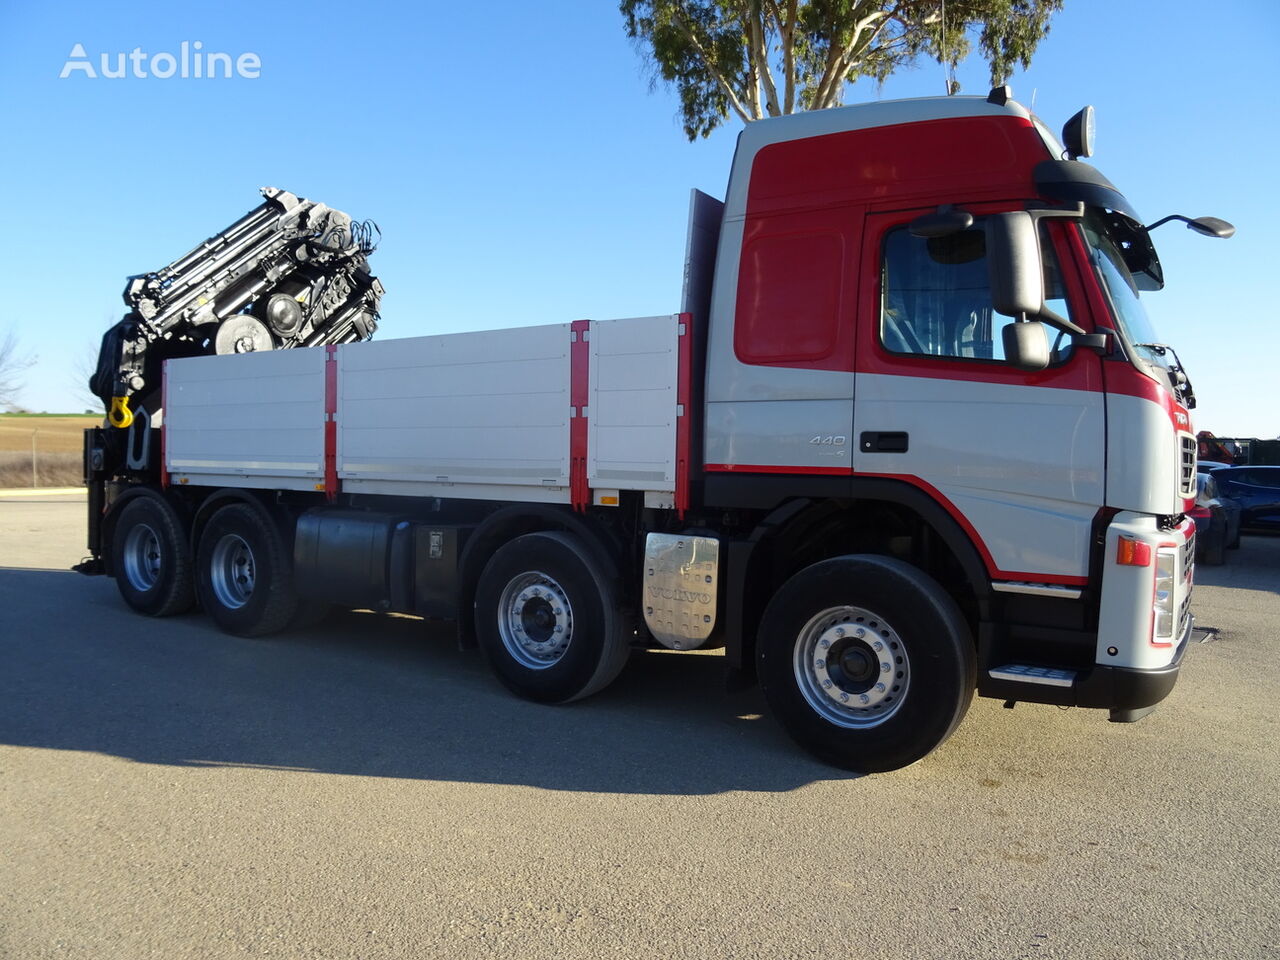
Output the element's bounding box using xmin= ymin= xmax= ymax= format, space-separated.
xmin=81 ymin=88 xmax=1232 ymax=771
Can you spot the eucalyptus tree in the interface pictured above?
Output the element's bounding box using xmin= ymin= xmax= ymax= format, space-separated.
xmin=621 ymin=0 xmax=1064 ymax=139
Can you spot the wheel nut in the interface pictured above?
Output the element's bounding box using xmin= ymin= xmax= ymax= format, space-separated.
xmin=854 ymin=628 xmax=865 ymax=638
xmin=555 ymin=626 xmax=564 ymax=634
xmin=859 ymin=694 xmax=870 ymax=704
xmin=835 ymin=627 xmax=845 ymax=637
xmin=881 ymin=661 xmax=891 ymax=672
xmin=820 ymin=639 xmax=831 ymax=649
xmin=875 ymin=682 xmax=886 ymax=692
xmin=873 ymin=641 xmax=884 ymax=651
xmin=823 ymin=679 xmax=832 ymax=689
xmin=840 ymin=693 xmax=849 ymax=702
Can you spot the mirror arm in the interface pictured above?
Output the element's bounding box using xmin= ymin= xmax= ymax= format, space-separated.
xmin=1038 ymin=305 xmax=1085 ymax=336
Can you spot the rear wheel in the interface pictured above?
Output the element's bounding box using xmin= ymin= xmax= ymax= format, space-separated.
xmin=110 ymin=495 xmax=195 ymax=617
xmin=475 ymin=531 xmax=629 ymax=703
xmin=196 ymin=502 xmax=298 ymax=636
xmin=758 ymin=555 xmax=975 ymax=773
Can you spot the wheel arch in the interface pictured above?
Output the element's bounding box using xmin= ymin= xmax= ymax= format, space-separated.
xmin=456 ymin=504 xmax=624 ymax=648
xmin=724 ymin=477 xmax=994 ymax=678
xmin=190 ymin=487 xmax=293 ymax=555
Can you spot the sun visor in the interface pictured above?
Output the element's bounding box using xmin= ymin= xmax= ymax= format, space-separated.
xmin=1034 ymin=160 xmax=1143 ymax=222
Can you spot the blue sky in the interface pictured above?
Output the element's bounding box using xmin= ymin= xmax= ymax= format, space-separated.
xmin=0 ymin=0 xmax=1275 ymax=437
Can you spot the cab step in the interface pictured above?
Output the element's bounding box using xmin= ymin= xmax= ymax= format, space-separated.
xmin=987 ymin=664 xmax=1077 ymax=688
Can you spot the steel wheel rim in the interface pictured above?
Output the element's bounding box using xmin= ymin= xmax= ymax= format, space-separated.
xmin=792 ymin=605 xmax=910 ymax=729
xmin=497 ymin=571 xmax=573 ymax=669
xmin=209 ymin=533 xmax=256 ymax=610
xmin=122 ymin=522 xmax=162 ymax=592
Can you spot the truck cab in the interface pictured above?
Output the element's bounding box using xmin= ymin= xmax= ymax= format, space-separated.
xmin=696 ymin=90 xmax=1200 ymax=736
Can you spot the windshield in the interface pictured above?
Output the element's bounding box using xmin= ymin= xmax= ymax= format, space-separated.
xmin=1080 ymin=210 xmax=1167 ymax=367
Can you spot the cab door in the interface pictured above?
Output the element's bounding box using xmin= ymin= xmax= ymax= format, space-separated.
xmin=851 ymin=208 xmax=1106 ymax=584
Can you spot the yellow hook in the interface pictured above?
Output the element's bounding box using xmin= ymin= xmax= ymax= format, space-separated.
xmin=108 ymin=396 xmax=134 ymax=429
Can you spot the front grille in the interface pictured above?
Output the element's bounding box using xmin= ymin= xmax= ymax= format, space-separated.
xmin=1178 ymin=528 xmax=1195 ymax=642
xmin=1179 ymin=434 xmax=1197 ymax=497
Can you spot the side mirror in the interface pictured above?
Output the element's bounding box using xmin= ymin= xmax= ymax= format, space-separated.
xmin=986 ymin=212 xmax=1044 ymax=319
xmin=1003 ymin=321 xmax=1050 ymax=371
xmin=1188 ymin=216 xmax=1235 ymax=239
xmin=909 ymin=206 xmax=974 ymax=238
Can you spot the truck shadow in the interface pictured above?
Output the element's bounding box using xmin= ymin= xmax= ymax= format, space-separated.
xmin=0 ymin=568 xmax=844 ymax=795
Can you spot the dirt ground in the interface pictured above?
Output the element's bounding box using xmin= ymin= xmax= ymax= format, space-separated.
xmin=0 ymin=414 xmax=101 ymax=453
xmin=0 ymin=415 xmax=99 ymax=487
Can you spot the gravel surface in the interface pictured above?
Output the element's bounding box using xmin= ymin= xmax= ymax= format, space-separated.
xmin=1 ymin=496 xmax=1276 ymax=959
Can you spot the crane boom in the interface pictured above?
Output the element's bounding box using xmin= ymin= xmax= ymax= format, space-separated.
xmin=90 ymin=187 xmax=382 ymax=428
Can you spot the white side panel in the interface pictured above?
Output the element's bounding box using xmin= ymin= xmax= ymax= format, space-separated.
xmin=337 ymin=325 xmax=571 ymax=493
xmin=1106 ymin=393 xmax=1181 ymax=515
xmin=853 ymin=373 xmax=1105 ymax=579
xmin=588 ymin=316 xmax=680 ymax=491
xmin=166 ymin=348 xmax=326 ymax=484
xmin=704 ymin=399 xmax=854 ymax=470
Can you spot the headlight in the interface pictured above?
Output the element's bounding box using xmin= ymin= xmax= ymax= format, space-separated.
xmin=1152 ymin=546 xmax=1177 ymax=643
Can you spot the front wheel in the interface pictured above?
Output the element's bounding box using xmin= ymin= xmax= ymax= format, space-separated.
xmin=474 ymin=531 xmax=629 ymax=703
xmin=758 ymin=555 xmax=975 ymax=773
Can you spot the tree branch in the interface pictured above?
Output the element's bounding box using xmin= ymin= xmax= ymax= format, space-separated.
xmin=669 ymin=4 xmax=754 ymax=123
xmin=815 ymin=3 xmax=896 ymax=108
xmin=748 ymin=1 xmax=782 ymax=116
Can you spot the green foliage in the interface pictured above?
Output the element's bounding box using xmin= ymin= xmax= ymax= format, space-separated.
xmin=620 ymin=0 xmax=1064 ymax=140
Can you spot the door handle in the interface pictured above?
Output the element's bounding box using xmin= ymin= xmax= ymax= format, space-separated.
xmin=860 ymin=431 xmax=909 ymax=453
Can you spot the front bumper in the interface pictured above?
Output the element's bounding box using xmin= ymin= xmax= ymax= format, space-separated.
xmin=1074 ymin=613 xmax=1192 ymax=718
xmin=980 ymin=615 xmax=1191 ymax=715
xmin=977 ymin=512 xmax=1195 ymax=719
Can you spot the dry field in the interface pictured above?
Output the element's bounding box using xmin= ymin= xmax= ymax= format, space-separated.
xmin=0 ymin=414 xmax=100 ymax=487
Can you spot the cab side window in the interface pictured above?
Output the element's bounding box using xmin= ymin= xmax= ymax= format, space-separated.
xmin=879 ymin=224 xmax=1072 ymax=362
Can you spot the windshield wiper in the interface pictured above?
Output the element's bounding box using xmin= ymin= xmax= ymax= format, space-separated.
xmin=1133 ymin=342 xmax=1196 ymax=410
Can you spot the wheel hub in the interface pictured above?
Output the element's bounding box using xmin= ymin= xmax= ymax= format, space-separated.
xmin=122 ymin=522 xmax=162 ymax=592
xmin=209 ymin=533 xmax=256 ymax=610
xmin=794 ymin=606 xmax=910 ymax=728
xmin=498 ymin=573 xmax=573 ymax=669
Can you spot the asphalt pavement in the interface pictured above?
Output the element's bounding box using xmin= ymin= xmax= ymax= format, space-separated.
xmin=1 ymin=494 xmax=1277 ymax=959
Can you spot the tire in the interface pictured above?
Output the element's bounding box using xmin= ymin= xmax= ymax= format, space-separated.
xmin=110 ymin=495 xmax=195 ymax=617
xmin=474 ymin=531 xmax=629 ymax=703
xmin=195 ymin=502 xmax=298 ymax=637
xmin=757 ymin=555 xmax=976 ymax=773
xmin=1201 ymin=527 xmax=1226 ymax=566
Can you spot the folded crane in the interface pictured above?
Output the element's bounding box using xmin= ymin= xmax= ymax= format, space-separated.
xmin=89 ymin=187 xmax=382 ymax=430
